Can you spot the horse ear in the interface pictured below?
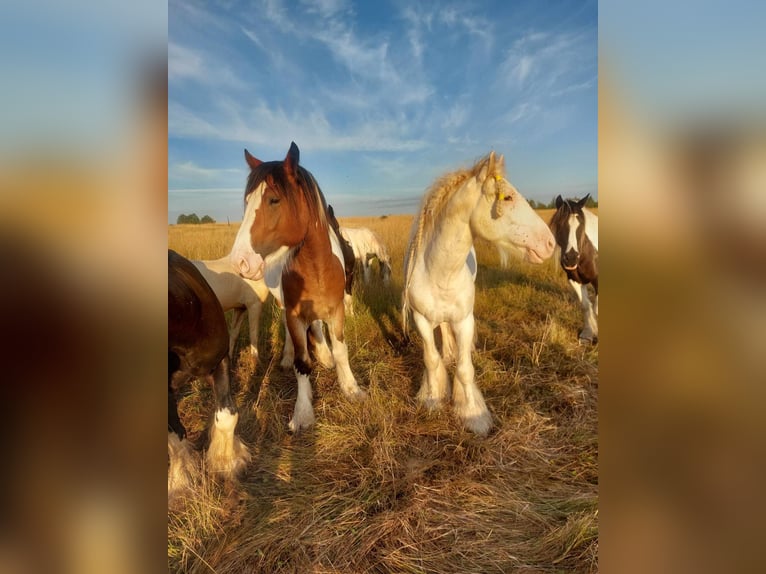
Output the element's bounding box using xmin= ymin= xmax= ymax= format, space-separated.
xmin=284 ymin=142 xmax=300 ymax=177
xmin=577 ymin=194 xmax=590 ymax=209
xmin=244 ymin=149 xmax=262 ymax=170
xmin=487 ymin=151 xmax=496 ymax=175
xmin=555 ymin=195 xmax=564 ymax=208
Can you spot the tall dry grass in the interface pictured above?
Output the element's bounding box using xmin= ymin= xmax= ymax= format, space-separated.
xmin=168 ymin=211 xmax=597 ymax=573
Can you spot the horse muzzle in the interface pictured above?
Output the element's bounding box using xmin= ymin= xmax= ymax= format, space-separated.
xmin=231 ymin=251 xmax=265 ymax=281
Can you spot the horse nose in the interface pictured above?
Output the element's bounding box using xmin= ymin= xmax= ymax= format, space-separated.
xmin=546 ymin=235 xmax=555 ymax=252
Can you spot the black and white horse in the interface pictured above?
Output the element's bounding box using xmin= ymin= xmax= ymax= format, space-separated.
xmin=550 ymin=195 xmax=599 ymax=344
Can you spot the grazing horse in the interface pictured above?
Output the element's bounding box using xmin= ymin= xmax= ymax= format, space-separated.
xmin=339 ymin=226 xmax=392 ymax=284
xmin=230 ymin=142 xmax=366 ymax=432
xmin=550 ymin=194 xmax=599 ymax=343
xmin=402 ymin=151 xmax=555 ymax=435
xmin=192 ymin=257 xmax=270 ymax=362
xmin=168 ymin=250 xmax=249 ymax=498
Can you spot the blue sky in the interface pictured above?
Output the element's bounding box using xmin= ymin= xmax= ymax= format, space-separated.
xmin=168 ymin=0 xmax=597 ymax=223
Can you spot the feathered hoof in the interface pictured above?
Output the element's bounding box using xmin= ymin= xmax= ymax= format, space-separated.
xmin=168 ymin=434 xmax=198 ymax=507
xmin=460 ymin=410 xmax=493 ymax=437
xmin=417 ymin=395 xmax=446 ymax=411
xmin=280 ymin=354 xmax=294 ymax=370
xmin=347 ymin=387 xmax=368 ymax=402
xmin=288 ymin=409 xmax=316 ymax=434
xmin=205 ymin=410 xmax=251 ymax=481
xmin=205 ymin=435 xmax=250 ymax=480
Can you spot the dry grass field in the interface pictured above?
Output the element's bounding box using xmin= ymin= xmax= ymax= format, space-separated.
xmin=168 ymin=210 xmax=598 ymax=573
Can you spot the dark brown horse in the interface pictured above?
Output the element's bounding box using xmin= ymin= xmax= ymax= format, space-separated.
xmin=168 ymin=250 xmax=249 ymax=497
xmin=550 ymin=194 xmax=599 ymax=343
xmin=229 ymin=142 xmax=366 ymax=432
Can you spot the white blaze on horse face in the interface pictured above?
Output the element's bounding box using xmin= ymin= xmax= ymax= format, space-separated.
xmin=566 ymin=213 xmax=580 ymax=255
xmin=230 ymin=184 xmax=266 ymax=281
xmin=487 ymin=179 xmax=555 ymax=264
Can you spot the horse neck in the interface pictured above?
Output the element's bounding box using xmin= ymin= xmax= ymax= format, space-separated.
xmin=424 ymin=185 xmax=477 ymax=278
xmin=294 ymin=218 xmax=332 ymax=263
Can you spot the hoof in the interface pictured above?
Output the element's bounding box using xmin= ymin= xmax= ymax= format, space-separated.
xmin=347 ymin=387 xmax=368 ymax=402
xmin=417 ymin=395 xmax=445 ymax=412
xmin=459 ymin=409 xmax=493 ymax=436
xmin=288 ymin=411 xmax=316 ymax=433
xmin=168 ymin=434 xmax=197 ymax=506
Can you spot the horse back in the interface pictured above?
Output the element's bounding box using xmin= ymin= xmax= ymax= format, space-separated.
xmin=168 ymin=250 xmax=228 ymax=376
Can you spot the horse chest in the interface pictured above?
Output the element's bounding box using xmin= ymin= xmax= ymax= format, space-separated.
xmin=409 ymin=266 xmax=475 ymax=321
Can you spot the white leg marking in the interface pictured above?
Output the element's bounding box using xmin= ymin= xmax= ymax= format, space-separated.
xmin=450 ymin=314 xmax=491 ymax=435
xmin=412 ymin=311 xmax=448 ymax=409
xmin=311 ymin=320 xmax=335 ymax=369
xmin=576 ymin=282 xmax=596 ymax=343
xmin=289 ymin=370 xmax=316 ymax=432
xmin=206 ymin=409 xmax=250 ymax=479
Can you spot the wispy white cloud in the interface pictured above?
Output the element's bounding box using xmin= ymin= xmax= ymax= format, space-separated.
xmin=168 ymin=41 xmax=245 ymax=88
xmin=168 ymin=42 xmax=204 ymax=81
xmin=169 ymin=161 xmax=241 ymax=182
xmin=168 ymin=98 xmax=426 ymax=152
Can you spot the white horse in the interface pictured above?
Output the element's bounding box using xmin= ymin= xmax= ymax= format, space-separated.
xmin=192 ymin=257 xmax=270 ymax=361
xmin=402 ymin=151 xmax=556 ymax=435
xmin=339 ymin=226 xmax=392 ymax=284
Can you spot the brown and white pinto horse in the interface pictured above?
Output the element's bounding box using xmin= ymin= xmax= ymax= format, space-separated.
xmin=230 ymin=142 xmax=366 ymax=432
xmin=550 ymin=194 xmax=599 ymax=343
xmin=168 ymin=250 xmax=249 ymax=499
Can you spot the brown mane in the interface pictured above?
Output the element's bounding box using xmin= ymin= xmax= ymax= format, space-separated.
xmin=245 ymin=162 xmax=328 ymax=229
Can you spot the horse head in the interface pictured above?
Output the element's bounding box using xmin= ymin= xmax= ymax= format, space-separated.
xmin=553 ymin=194 xmax=589 ymax=270
xmin=230 ymin=142 xmax=320 ymax=280
xmin=469 ymin=152 xmax=555 ymax=264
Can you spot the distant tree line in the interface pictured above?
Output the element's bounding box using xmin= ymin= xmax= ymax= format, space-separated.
xmin=529 ymin=196 xmax=598 ymax=209
xmin=176 ymin=213 xmax=216 ymax=224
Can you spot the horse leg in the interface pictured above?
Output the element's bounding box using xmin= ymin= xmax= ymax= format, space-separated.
xmin=246 ymin=300 xmax=262 ymax=362
xmin=412 ymin=310 xmax=448 ymax=409
xmin=309 ymin=319 xmax=335 ymax=369
xmin=228 ymin=308 xmax=246 ymax=360
xmin=280 ymin=313 xmax=295 ymax=369
xmin=328 ymin=306 xmax=366 ymax=401
xmin=344 ymin=291 xmax=354 ymax=316
xmin=451 ymin=313 xmax=491 ymax=435
xmin=206 ymin=356 xmax=250 ymax=479
xmin=570 ymin=279 xmax=595 ymax=344
xmin=285 ymin=315 xmax=316 ymax=432
xmin=168 ymin=367 xmax=196 ymax=500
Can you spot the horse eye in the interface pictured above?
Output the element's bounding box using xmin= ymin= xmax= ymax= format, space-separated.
xmin=269 ymin=196 xmax=280 ymax=206
xmin=503 ymin=195 xmax=512 ymax=201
